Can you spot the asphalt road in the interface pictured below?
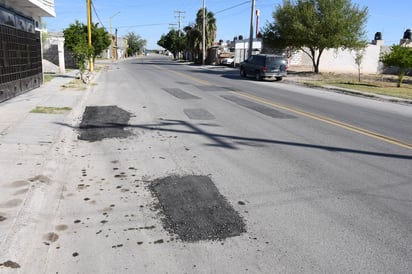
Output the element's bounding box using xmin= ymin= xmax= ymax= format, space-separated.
xmin=3 ymin=55 xmax=412 ymax=273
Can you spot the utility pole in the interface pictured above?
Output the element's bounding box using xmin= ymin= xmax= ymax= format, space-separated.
xmin=256 ymin=9 xmax=260 ymax=38
xmin=110 ymin=12 xmax=120 ymax=60
xmin=174 ymin=10 xmax=185 ymax=36
xmin=87 ymin=0 xmax=93 ymax=72
xmin=202 ymin=0 xmax=206 ymax=65
xmin=248 ymin=0 xmax=255 ymax=59
xmin=115 ymin=28 xmax=118 ymax=60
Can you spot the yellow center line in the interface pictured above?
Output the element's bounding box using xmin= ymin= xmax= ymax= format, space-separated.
xmin=168 ymin=69 xmax=210 ymax=86
xmin=233 ymin=91 xmax=412 ymax=150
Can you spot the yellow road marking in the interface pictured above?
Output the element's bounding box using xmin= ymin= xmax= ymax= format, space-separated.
xmin=233 ymin=91 xmax=412 ymax=150
xmin=169 ymin=70 xmax=210 ymax=86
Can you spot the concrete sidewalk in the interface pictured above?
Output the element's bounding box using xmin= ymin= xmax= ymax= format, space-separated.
xmin=0 ymin=70 xmax=93 ymax=267
xmin=0 ymin=71 xmax=85 ymax=134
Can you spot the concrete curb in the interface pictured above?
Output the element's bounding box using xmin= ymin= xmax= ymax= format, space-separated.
xmin=321 ymin=85 xmax=412 ymax=105
xmin=282 ymin=78 xmax=412 ymax=105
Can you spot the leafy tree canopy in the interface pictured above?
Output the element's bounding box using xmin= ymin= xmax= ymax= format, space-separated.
xmin=157 ymin=29 xmax=185 ymax=59
xmin=182 ymin=8 xmax=216 ymax=63
xmin=126 ymin=32 xmax=147 ymax=56
xmin=63 ymin=20 xmax=110 ymax=72
xmin=262 ymin=0 xmax=368 ymax=73
xmin=380 ymin=45 xmax=412 ymax=87
xmin=63 ymin=20 xmax=92 ymax=74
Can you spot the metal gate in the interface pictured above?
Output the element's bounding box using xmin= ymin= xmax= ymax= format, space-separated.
xmin=0 ymin=7 xmax=42 ymax=103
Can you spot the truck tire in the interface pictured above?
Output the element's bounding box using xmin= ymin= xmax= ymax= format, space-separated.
xmin=255 ymin=71 xmax=261 ymax=81
xmin=240 ymin=67 xmax=246 ymax=77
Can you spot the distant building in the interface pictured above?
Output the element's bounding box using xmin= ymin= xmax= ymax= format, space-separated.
xmin=233 ymin=38 xmax=262 ymax=64
xmin=0 ymin=0 xmax=55 ymax=102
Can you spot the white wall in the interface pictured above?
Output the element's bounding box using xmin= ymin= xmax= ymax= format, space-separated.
xmin=290 ymin=43 xmax=385 ymax=74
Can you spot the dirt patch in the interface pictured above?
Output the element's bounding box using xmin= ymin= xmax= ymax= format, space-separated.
xmin=78 ymin=106 xmax=132 ymax=142
xmin=56 ymin=224 xmax=68 ymax=231
xmin=29 ymin=175 xmax=51 ymax=184
xmin=0 ymin=260 xmax=20 ymax=268
xmin=149 ymin=175 xmax=246 ymax=242
xmin=44 ymin=232 xmax=59 ymax=242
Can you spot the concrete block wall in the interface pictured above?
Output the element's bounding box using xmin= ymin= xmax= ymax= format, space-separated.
xmin=289 ymin=43 xmax=391 ymax=74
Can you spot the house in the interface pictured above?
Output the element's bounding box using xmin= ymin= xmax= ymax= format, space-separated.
xmin=0 ymin=0 xmax=55 ymax=102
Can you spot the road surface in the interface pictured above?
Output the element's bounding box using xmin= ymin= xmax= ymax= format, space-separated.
xmin=1 ymin=55 xmax=411 ymax=273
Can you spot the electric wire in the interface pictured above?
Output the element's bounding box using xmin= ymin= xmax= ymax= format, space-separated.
xmin=91 ymin=1 xmax=106 ymax=29
xmin=116 ymin=23 xmax=170 ymax=29
xmin=215 ymin=1 xmax=250 ymax=15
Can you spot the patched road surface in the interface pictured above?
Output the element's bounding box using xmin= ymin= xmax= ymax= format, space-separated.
xmin=1 ymin=56 xmax=411 ymax=273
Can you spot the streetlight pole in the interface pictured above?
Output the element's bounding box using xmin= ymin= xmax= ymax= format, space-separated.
xmin=110 ymin=12 xmax=120 ymax=60
xmin=248 ymin=0 xmax=255 ymax=59
xmin=202 ymin=0 xmax=206 ymax=65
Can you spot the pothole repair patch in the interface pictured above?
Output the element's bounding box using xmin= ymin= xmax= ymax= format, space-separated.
xmin=78 ymin=106 xmax=132 ymax=142
xmin=149 ymin=175 xmax=246 ymax=242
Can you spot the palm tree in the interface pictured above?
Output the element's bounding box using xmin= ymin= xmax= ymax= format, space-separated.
xmin=195 ymin=8 xmax=216 ymax=63
xmin=183 ymin=25 xmax=201 ymax=62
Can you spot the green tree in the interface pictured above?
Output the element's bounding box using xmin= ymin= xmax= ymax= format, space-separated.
xmin=91 ymin=23 xmax=111 ymax=61
xmin=63 ymin=21 xmax=93 ymax=78
xmin=63 ymin=20 xmax=110 ymax=76
xmin=353 ymin=48 xmax=365 ymax=82
xmin=380 ymin=45 xmax=412 ymax=87
xmin=157 ymin=29 xmax=185 ymax=59
xmin=262 ymin=0 xmax=368 ymax=73
xmin=183 ymin=24 xmax=201 ymax=61
xmin=195 ymin=8 xmax=216 ymax=62
xmin=195 ymin=8 xmax=216 ymax=49
xmin=126 ymin=32 xmax=147 ymax=56
xmin=181 ymin=8 xmax=216 ymax=63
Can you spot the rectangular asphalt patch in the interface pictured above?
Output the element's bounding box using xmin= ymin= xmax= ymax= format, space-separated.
xmin=149 ymin=175 xmax=246 ymax=242
xmin=162 ymin=88 xmax=200 ymax=99
xmin=78 ymin=105 xmax=132 ymax=142
xmin=184 ymin=108 xmax=216 ymax=120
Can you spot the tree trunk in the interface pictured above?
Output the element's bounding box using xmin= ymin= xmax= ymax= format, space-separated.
xmin=314 ymin=48 xmax=323 ymax=74
xmin=397 ymin=70 xmax=405 ymax=88
xmin=303 ymin=47 xmax=322 ymax=73
xmin=314 ymin=64 xmax=319 ymax=73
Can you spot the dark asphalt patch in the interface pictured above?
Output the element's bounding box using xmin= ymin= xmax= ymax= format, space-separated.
xmin=78 ymin=106 xmax=132 ymax=142
xmin=163 ymin=88 xmax=200 ymax=99
xmin=221 ymin=95 xmax=296 ymax=119
xmin=149 ymin=175 xmax=246 ymax=242
xmin=184 ymin=108 xmax=216 ymax=120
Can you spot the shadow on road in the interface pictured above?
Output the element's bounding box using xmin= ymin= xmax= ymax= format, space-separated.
xmin=55 ymin=119 xmax=412 ymax=160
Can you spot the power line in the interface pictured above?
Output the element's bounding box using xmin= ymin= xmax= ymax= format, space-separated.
xmin=91 ymin=1 xmax=106 ymax=29
xmin=174 ymin=10 xmax=185 ymax=35
xmin=116 ymin=23 xmax=169 ymax=29
xmin=215 ymin=1 xmax=250 ymax=15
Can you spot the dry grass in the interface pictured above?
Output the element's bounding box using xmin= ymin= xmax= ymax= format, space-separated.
xmin=43 ymin=74 xmax=55 ymax=83
xmin=61 ymin=78 xmax=90 ymax=91
xmin=290 ymin=72 xmax=412 ymax=100
xmin=30 ymin=106 xmax=72 ymax=114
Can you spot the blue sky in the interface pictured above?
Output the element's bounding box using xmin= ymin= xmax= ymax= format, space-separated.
xmin=44 ymin=0 xmax=411 ymax=49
